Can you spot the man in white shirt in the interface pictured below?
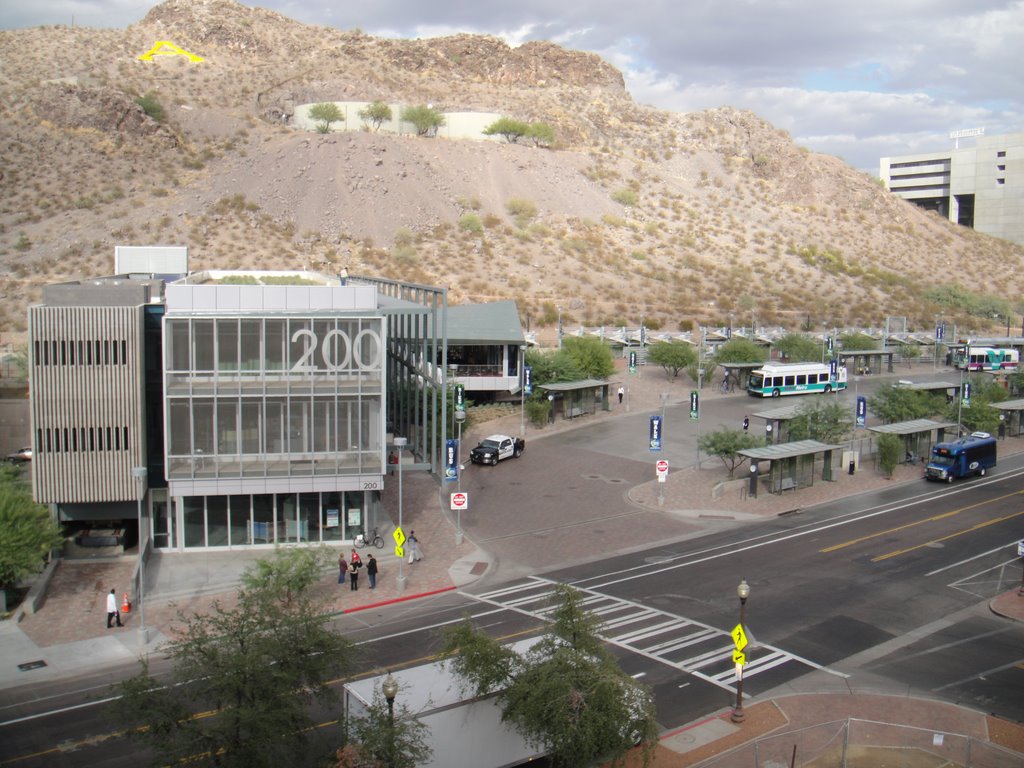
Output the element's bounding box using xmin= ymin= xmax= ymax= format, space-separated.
xmin=106 ymin=588 xmax=123 ymax=628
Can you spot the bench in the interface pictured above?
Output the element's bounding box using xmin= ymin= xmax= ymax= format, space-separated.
xmin=778 ymin=477 xmax=797 ymax=493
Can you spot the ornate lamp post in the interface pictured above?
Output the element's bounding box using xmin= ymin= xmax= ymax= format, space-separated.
xmin=382 ymin=672 xmax=399 ymax=768
xmin=731 ymin=579 xmax=751 ymax=723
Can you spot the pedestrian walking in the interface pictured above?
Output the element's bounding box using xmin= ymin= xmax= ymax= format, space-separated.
xmin=106 ymin=588 xmax=123 ymax=628
xmin=349 ymin=560 xmax=359 ymax=590
xmin=338 ymin=552 xmax=348 ymax=584
xmin=742 ymin=415 xmax=749 ymax=432
xmin=617 ymin=385 xmax=624 ymax=404
xmin=407 ymin=530 xmax=423 ymax=563
xmin=366 ymin=553 xmax=378 ymax=589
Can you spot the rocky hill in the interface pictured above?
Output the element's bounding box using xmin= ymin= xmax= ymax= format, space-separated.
xmin=1 ymin=0 xmax=1022 ymax=338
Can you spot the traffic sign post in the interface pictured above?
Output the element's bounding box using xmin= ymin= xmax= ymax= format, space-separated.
xmin=656 ymin=459 xmax=669 ymax=507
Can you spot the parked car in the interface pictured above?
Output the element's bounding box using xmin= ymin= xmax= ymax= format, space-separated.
xmin=6 ymin=447 xmax=32 ymax=463
xmin=470 ymin=434 xmax=525 ymax=465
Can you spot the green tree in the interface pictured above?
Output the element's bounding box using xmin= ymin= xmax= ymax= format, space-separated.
xmin=647 ymin=340 xmax=697 ymax=379
xmin=898 ymin=343 xmax=921 ymax=366
xmin=839 ymin=332 xmax=878 ymax=351
xmin=0 ymin=467 xmax=63 ymax=611
xmin=877 ymin=433 xmax=902 ymax=478
xmin=869 ymin=383 xmax=941 ymax=423
xmin=400 ymin=104 xmax=446 ymax=136
xmin=525 ymin=348 xmax=585 ymax=385
xmin=526 ymin=122 xmax=555 ymax=147
xmin=483 ymin=116 xmax=531 ymax=143
xmin=561 ymin=336 xmax=615 ymax=379
xmin=336 ymin=687 xmax=431 ymax=768
xmin=787 ymin=399 xmax=853 ymax=444
xmin=698 ymin=428 xmax=766 ymax=478
xmin=135 ymin=92 xmax=166 ymax=122
xmin=772 ymin=333 xmax=820 ymax=363
xmin=357 ymin=100 xmax=392 ymax=131
xmin=713 ymin=337 xmax=766 ymax=365
xmin=110 ymin=548 xmax=357 ymax=768
xmin=442 ymin=585 xmax=657 ymax=768
xmin=945 ymin=377 xmax=1006 ymax=435
xmin=309 ymin=102 xmax=344 ymax=133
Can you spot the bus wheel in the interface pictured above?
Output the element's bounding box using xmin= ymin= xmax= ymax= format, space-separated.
xmin=771 ymin=389 xmax=781 ymax=398
xmin=824 ymin=385 xmax=832 ymax=393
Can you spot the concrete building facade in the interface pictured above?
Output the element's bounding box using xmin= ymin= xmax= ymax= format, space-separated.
xmin=880 ymin=132 xmax=1024 ymax=246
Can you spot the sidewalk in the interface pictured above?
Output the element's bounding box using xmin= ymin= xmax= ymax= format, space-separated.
xmin=3 ymin=357 xmax=1023 ymax=762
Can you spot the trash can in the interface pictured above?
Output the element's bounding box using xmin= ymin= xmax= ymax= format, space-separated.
xmin=848 ymin=460 xmax=855 ymax=475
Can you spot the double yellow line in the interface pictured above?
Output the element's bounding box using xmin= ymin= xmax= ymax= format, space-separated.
xmin=819 ymin=490 xmax=1024 ymax=562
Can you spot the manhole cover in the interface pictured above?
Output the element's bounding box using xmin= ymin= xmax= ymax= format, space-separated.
xmin=18 ymin=660 xmax=47 ymax=671
xmin=606 ymin=478 xmax=626 ymax=484
xmin=583 ymin=474 xmax=602 ymax=480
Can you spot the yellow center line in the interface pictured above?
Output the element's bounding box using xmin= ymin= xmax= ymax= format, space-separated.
xmin=871 ymin=508 xmax=1024 ymax=562
xmin=820 ymin=490 xmax=1024 ymax=553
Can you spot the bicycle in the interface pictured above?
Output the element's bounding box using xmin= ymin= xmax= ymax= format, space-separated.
xmin=720 ymin=378 xmax=733 ymax=394
xmin=354 ymin=527 xmax=385 ymax=549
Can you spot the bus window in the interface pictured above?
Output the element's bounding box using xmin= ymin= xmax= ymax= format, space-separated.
xmin=796 ymin=375 xmax=807 ymax=385
xmin=784 ymin=375 xmax=795 ymax=386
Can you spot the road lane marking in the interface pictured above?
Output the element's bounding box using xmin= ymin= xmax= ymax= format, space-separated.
xmin=872 ymin=508 xmax=1024 ymax=562
xmin=820 ymin=490 xmax=1024 ymax=553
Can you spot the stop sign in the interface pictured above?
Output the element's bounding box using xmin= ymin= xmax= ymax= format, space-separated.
xmin=450 ymin=492 xmax=469 ymax=510
xmin=656 ymin=459 xmax=669 ymax=477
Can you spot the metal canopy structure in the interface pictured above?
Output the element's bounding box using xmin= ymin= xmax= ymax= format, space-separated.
xmin=839 ymin=348 xmax=896 ymax=374
xmin=738 ymin=439 xmax=844 ymax=494
xmin=990 ymin=398 xmax=1024 ymax=438
xmin=720 ymin=362 xmax=764 ymax=390
xmin=538 ymin=379 xmax=612 ymax=420
xmin=868 ymin=418 xmax=957 ymax=463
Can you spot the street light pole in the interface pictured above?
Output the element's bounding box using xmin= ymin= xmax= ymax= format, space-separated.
xmin=382 ymin=672 xmax=398 ymax=768
xmin=519 ymin=344 xmax=527 ymax=437
xmin=393 ymin=437 xmax=407 ymax=592
xmin=455 ymin=410 xmax=465 ymax=546
xmin=131 ymin=466 xmax=148 ymax=646
xmin=731 ymin=579 xmax=751 ymax=723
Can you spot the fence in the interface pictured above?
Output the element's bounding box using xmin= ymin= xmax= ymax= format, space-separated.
xmin=692 ymin=718 xmax=1023 ymax=767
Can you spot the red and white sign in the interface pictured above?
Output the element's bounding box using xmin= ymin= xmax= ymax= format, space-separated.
xmin=450 ymin=492 xmax=469 ymax=510
xmin=656 ymin=459 xmax=669 ymax=482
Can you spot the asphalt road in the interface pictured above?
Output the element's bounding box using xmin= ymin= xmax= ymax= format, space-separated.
xmin=4 ymin=368 xmax=1021 ymax=766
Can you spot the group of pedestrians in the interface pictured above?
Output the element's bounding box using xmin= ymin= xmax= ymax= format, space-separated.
xmin=338 ymin=550 xmax=379 ymax=590
xmin=336 ymin=529 xmax=423 ymax=594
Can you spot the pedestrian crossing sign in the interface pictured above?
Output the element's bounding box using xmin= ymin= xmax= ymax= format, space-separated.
xmin=731 ymin=623 xmax=748 ymax=650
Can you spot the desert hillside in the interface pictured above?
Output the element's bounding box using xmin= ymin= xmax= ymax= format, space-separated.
xmin=1 ymin=0 xmax=1022 ymax=339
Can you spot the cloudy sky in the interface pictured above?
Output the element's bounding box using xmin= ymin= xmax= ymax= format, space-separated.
xmin=5 ymin=0 xmax=1022 ymax=172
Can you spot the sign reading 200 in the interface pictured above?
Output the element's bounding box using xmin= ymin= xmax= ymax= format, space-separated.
xmin=290 ymin=327 xmax=382 ymax=372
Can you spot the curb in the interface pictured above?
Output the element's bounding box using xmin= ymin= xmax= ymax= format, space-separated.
xmin=335 ymin=585 xmax=458 ymax=615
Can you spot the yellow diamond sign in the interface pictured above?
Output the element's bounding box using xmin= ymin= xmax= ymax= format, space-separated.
xmin=731 ymin=623 xmax=748 ymax=651
xmin=393 ymin=527 xmax=406 ymax=548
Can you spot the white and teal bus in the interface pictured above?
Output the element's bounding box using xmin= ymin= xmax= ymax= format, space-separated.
xmin=952 ymin=346 xmax=1019 ymax=372
xmin=747 ymin=362 xmax=847 ymax=398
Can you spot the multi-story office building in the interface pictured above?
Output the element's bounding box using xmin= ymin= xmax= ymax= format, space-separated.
xmin=28 ymin=268 xmax=496 ymax=554
xmin=880 ymin=131 xmax=1024 ymax=246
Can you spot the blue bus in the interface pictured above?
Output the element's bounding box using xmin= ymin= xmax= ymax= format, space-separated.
xmin=924 ymin=432 xmax=997 ymax=483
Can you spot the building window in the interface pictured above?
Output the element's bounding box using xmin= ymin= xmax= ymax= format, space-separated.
xmin=997 ymin=150 xmax=1006 ymax=157
xmin=997 ymin=178 xmax=1005 ymax=185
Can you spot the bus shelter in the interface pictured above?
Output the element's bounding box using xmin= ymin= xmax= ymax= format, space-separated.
xmin=896 ymin=380 xmax=962 ymax=403
xmin=537 ymin=379 xmax=611 ymax=421
xmin=738 ymin=440 xmax=844 ymax=495
xmin=839 ymin=348 xmax=895 ymax=375
xmin=867 ymin=419 xmax=957 ymax=464
xmin=719 ymin=362 xmax=764 ymax=392
xmin=751 ymin=402 xmax=843 ymax=444
xmin=990 ymin=399 xmax=1024 ymax=438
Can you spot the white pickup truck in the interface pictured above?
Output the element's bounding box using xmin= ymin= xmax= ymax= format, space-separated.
xmin=469 ymin=434 xmax=525 ymax=465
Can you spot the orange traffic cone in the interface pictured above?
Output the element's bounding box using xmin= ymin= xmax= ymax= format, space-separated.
xmin=121 ymin=592 xmax=131 ymax=613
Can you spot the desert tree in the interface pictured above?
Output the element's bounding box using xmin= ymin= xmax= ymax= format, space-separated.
xmin=772 ymin=333 xmax=821 ymax=363
xmin=869 ymin=383 xmax=942 ymax=424
xmin=357 ymin=101 xmax=392 ymax=131
xmin=110 ymin=547 xmax=356 ymax=768
xmin=400 ymin=104 xmax=445 ymax=136
xmin=526 ymin=122 xmax=555 ymax=147
xmin=698 ymin=428 xmax=767 ymax=478
xmin=877 ymin=433 xmax=902 ymax=478
xmin=483 ymin=116 xmax=530 ymax=143
xmin=442 ymin=584 xmax=657 ymax=768
xmin=309 ymin=102 xmax=344 ymax=133
xmin=786 ymin=399 xmax=853 ymax=444
xmin=335 ymin=686 xmax=431 ymax=768
xmin=561 ymin=335 xmax=615 ymax=379
xmin=0 ymin=466 xmax=63 ymax=612
xmin=647 ymin=340 xmax=697 ymax=379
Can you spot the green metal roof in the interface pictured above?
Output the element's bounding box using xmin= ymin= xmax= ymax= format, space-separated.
xmin=868 ymin=419 xmax=957 ymax=435
xmin=991 ymin=398 xmax=1024 ymax=411
xmin=538 ymin=379 xmax=610 ymax=391
xmin=738 ymin=440 xmax=844 ymax=461
xmin=446 ymin=300 xmax=525 ymax=344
